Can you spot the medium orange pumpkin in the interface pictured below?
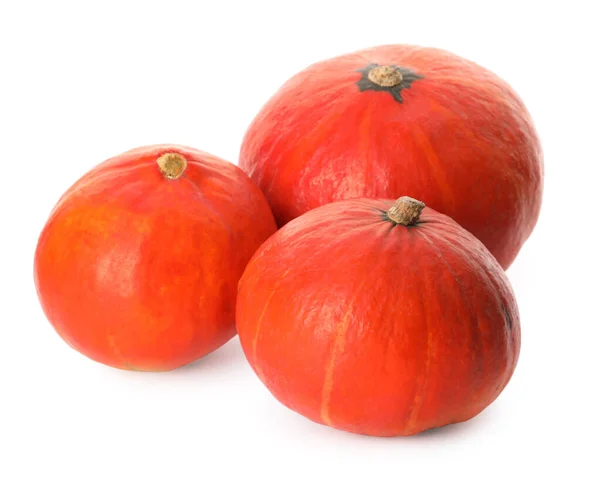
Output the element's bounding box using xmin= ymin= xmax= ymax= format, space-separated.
xmin=239 ymin=44 xmax=543 ymax=269
xmin=236 ymin=197 xmax=520 ymax=436
xmin=34 ymin=145 xmax=277 ymax=371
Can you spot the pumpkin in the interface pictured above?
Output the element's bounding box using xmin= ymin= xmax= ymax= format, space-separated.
xmin=239 ymin=44 xmax=543 ymax=269
xmin=236 ymin=196 xmax=520 ymax=436
xmin=34 ymin=145 xmax=277 ymax=371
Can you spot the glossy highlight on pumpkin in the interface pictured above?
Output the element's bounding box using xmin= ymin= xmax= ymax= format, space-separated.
xmin=239 ymin=44 xmax=543 ymax=269
xmin=34 ymin=144 xmax=277 ymax=371
xmin=236 ymin=197 xmax=520 ymax=436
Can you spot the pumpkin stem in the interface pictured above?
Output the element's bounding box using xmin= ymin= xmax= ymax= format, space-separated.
xmin=387 ymin=197 xmax=425 ymax=226
xmin=157 ymin=153 xmax=187 ymax=179
xmin=368 ymin=66 xmax=403 ymax=87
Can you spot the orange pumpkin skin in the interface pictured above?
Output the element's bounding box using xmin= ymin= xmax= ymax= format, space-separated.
xmin=239 ymin=45 xmax=543 ymax=269
xmin=236 ymin=197 xmax=520 ymax=436
xmin=34 ymin=145 xmax=277 ymax=371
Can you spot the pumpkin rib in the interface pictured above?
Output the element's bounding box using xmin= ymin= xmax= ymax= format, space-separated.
xmin=319 ymin=230 xmax=390 ymax=427
xmin=107 ymin=333 xmax=138 ymax=371
xmin=319 ymin=266 xmax=376 ymax=426
xmin=419 ymin=227 xmax=486 ymax=382
xmin=271 ymin=86 xmax=353 ymax=200
xmin=360 ymin=98 xmax=375 ymax=194
xmin=319 ymin=297 xmax=355 ymax=426
xmin=420 ymin=225 xmax=516 ymax=402
xmin=180 ymin=174 xmax=235 ymax=236
xmin=410 ymin=124 xmax=454 ymax=210
xmin=436 ymin=227 xmax=519 ymax=388
xmin=403 ymin=269 xmax=434 ymax=434
xmin=51 ymin=162 xmax=151 ymax=219
xmin=250 ymin=268 xmax=292 ymax=381
xmin=414 ymin=227 xmax=485 ymax=420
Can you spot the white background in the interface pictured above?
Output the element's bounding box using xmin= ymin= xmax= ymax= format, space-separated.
xmin=1 ymin=1 xmax=598 ymax=490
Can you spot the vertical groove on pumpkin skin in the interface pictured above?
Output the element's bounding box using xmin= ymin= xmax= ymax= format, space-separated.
xmin=320 ymin=307 xmax=353 ymax=426
xmin=250 ymin=268 xmax=292 ymax=380
xmin=107 ymin=333 xmax=138 ymax=371
xmin=410 ymin=123 xmax=454 ymax=210
xmin=405 ymin=336 xmax=434 ymax=434
xmin=424 ymin=226 xmax=517 ymax=394
xmin=413 ymin=99 xmax=512 ymax=262
xmin=413 ymin=228 xmax=485 ymax=421
xmin=403 ymin=239 xmax=434 ymax=434
xmin=275 ymin=99 xmax=347 ymax=207
xmin=320 ymin=273 xmax=372 ymax=427
xmin=359 ymin=99 xmax=374 ymax=196
xmin=181 ymin=175 xmax=237 ymax=237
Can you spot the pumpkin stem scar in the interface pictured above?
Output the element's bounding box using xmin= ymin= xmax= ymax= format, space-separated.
xmin=157 ymin=152 xmax=187 ymax=179
xmin=368 ymin=65 xmax=403 ymax=87
xmin=356 ymin=64 xmax=423 ymax=103
xmin=387 ymin=196 xmax=425 ymax=226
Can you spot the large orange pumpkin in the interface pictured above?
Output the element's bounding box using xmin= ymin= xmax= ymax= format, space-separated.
xmin=35 ymin=145 xmax=277 ymax=371
xmin=236 ymin=197 xmax=520 ymax=436
xmin=239 ymin=44 xmax=543 ymax=269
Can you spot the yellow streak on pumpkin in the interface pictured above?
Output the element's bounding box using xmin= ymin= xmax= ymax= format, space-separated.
xmin=404 ymin=229 xmax=454 ymax=434
xmin=251 ymin=269 xmax=291 ymax=380
xmin=320 ymin=271 xmax=371 ymax=426
xmin=320 ymin=306 xmax=355 ymax=426
xmin=404 ymin=320 xmax=434 ymax=433
xmin=107 ymin=333 xmax=140 ymax=371
xmin=410 ymin=124 xmax=454 ymax=208
xmin=428 ymin=97 xmax=480 ymax=143
xmin=359 ymin=101 xmax=374 ymax=197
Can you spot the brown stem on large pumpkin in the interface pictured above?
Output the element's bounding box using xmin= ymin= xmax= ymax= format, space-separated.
xmin=368 ymin=66 xmax=403 ymax=87
xmin=387 ymin=197 xmax=425 ymax=226
xmin=157 ymin=153 xmax=187 ymax=179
